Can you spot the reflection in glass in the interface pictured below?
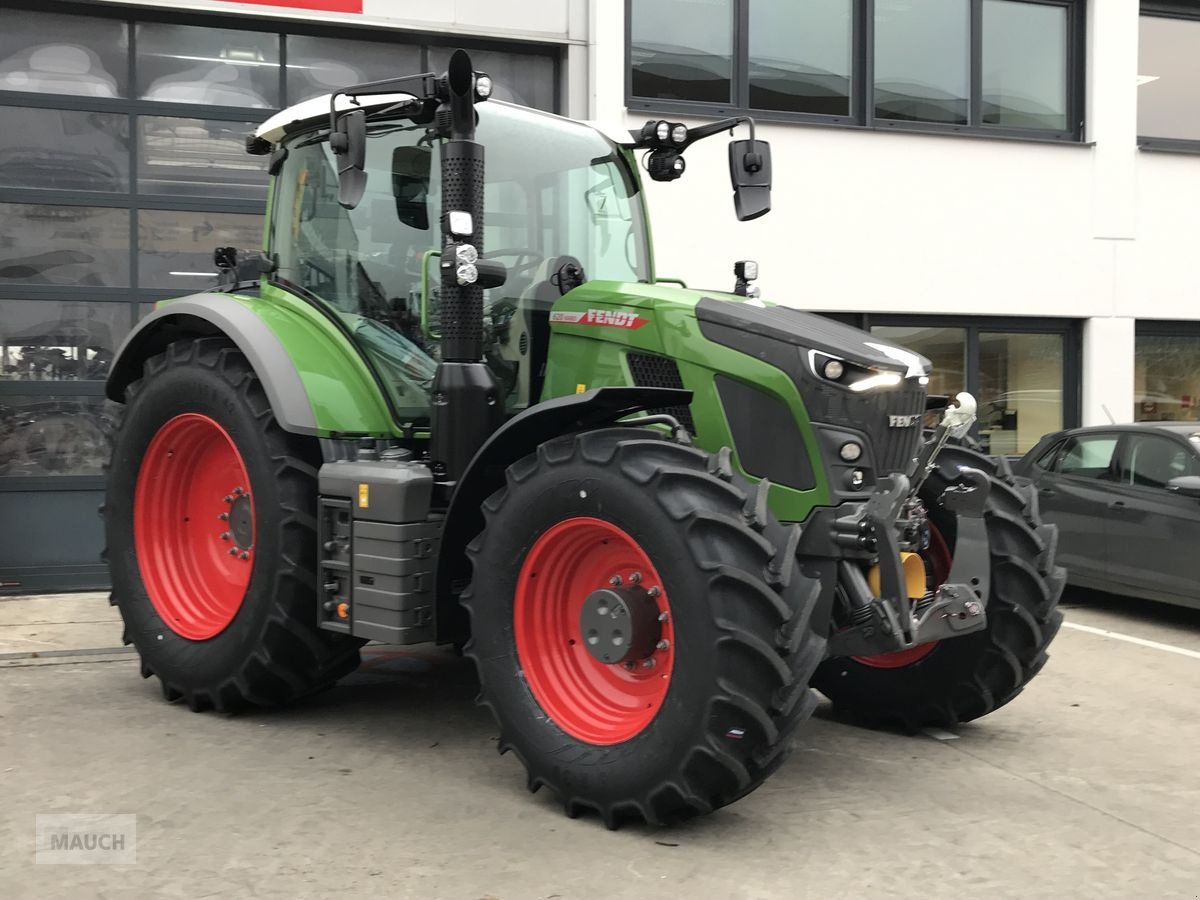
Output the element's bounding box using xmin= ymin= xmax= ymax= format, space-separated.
xmin=0 ymin=203 xmax=129 ymax=287
xmin=1135 ymin=334 xmax=1200 ymax=421
xmin=136 ymin=23 xmax=279 ymax=108
xmin=870 ymin=325 xmax=966 ymax=404
xmin=874 ymin=0 xmax=969 ymax=124
xmin=0 ymin=107 xmax=129 ymax=193
xmin=1138 ymin=16 xmax=1200 ymax=141
xmin=0 ymin=300 xmax=130 ymax=381
xmin=630 ymin=0 xmax=733 ymax=104
xmin=0 ymin=11 xmax=128 ymax=98
xmin=982 ymin=0 xmax=1068 ymax=131
xmin=286 ymin=35 xmax=421 ymax=103
xmin=138 ymin=117 xmax=267 ymax=200
xmin=138 ymin=210 xmax=264 ymax=290
xmin=0 ymin=395 xmax=117 ymax=476
xmin=428 ymin=48 xmax=556 ymax=112
xmin=749 ymin=0 xmax=852 ymax=115
xmin=979 ymin=332 xmax=1063 ymax=455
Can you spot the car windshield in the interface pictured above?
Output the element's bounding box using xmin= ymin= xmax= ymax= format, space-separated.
xmin=269 ymin=102 xmax=649 ymax=418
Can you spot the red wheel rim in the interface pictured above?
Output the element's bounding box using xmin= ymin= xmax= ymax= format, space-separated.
xmin=514 ymin=517 xmax=673 ymax=745
xmin=852 ymin=521 xmax=953 ymax=669
xmin=134 ymin=413 xmax=255 ymax=640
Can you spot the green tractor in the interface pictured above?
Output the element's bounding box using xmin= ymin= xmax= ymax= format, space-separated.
xmin=104 ymin=51 xmax=1064 ymax=826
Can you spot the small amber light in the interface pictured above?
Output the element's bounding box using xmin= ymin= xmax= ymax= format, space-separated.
xmin=336 ymin=602 xmax=350 ymax=619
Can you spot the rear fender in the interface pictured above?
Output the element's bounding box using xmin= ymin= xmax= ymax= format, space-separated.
xmin=106 ymin=291 xmax=394 ymax=437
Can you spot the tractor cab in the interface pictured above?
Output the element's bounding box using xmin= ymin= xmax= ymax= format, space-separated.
xmin=262 ymin=99 xmax=651 ymax=421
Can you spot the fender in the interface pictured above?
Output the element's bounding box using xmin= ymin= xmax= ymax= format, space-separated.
xmin=434 ymin=386 xmax=692 ymax=643
xmin=106 ymin=290 xmax=394 ymax=437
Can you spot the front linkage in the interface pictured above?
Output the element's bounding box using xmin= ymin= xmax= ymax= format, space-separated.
xmin=824 ymin=393 xmax=990 ymax=658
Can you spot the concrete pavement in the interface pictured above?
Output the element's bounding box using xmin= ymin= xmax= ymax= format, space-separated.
xmin=1 ymin=590 xmax=1198 ymax=898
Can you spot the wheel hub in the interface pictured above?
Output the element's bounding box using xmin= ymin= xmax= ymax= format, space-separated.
xmin=227 ymin=492 xmax=254 ymax=550
xmin=578 ymin=585 xmax=662 ymax=665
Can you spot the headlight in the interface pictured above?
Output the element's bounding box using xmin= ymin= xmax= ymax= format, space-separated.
xmin=822 ymin=359 xmax=844 ymax=381
xmin=455 ymin=243 xmax=478 ymax=264
xmin=474 ymin=73 xmax=493 ymax=100
xmin=656 ymin=120 xmax=670 ymax=142
xmin=671 ymin=124 xmax=688 ymax=144
xmin=839 ymin=441 xmax=863 ymax=462
xmin=848 ymin=371 xmax=903 ymax=392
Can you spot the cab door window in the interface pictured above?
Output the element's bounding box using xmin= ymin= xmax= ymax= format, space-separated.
xmin=1054 ymin=434 xmax=1118 ymax=480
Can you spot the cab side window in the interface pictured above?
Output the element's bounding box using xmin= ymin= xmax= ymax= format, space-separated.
xmin=1055 ymin=435 xmax=1118 ymax=480
xmin=1122 ymin=434 xmax=1198 ymax=489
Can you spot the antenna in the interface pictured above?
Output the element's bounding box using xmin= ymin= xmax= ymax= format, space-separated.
xmin=1100 ymin=404 xmax=1116 ymax=425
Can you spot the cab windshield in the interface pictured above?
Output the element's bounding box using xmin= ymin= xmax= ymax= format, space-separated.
xmin=270 ymin=102 xmax=650 ymax=420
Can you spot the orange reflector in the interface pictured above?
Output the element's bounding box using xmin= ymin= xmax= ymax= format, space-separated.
xmin=867 ymin=552 xmax=927 ymax=600
xmin=336 ymin=602 xmax=350 ymax=619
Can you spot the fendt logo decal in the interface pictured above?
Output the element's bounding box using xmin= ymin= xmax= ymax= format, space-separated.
xmin=888 ymin=414 xmax=922 ymax=428
xmin=549 ymin=309 xmax=649 ymax=330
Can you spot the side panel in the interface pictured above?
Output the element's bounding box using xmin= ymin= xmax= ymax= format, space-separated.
xmin=540 ymin=283 xmax=832 ymax=521
xmin=107 ymin=285 xmax=396 ymax=437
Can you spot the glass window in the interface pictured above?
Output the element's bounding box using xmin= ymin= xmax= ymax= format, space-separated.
xmin=0 ymin=300 xmax=130 ymax=381
xmin=0 ymin=11 xmax=128 ymax=98
xmin=138 ymin=117 xmax=268 ymax=200
xmin=749 ymin=0 xmax=853 ymax=116
xmin=428 ymin=48 xmax=557 ymax=112
xmin=0 ymin=107 xmax=129 ymax=193
xmin=979 ymin=332 xmax=1063 ymax=455
xmin=0 ymin=394 xmax=117 ymax=477
xmin=630 ymin=0 xmax=734 ymax=104
xmin=136 ymin=23 xmax=280 ymax=109
xmin=1135 ymin=332 xmax=1200 ymax=421
xmin=1122 ymin=434 xmax=1198 ymax=489
xmin=0 ymin=203 xmax=129 ymax=287
xmin=286 ymin=35 xmax=421 ymax=104
xmin=1139 ymin=15 xmax=1200 ymax=141
xmin=1034 ymin=440 xmax=1063 ymax=470
xmin=873 ymin=0 xmax=969 ymax=124
xmin=982 ymin=0 xmax=1068 ymax=131
xmin=1057 ymin=434 xmax=1118 ymax=479
xmin=870 ymin=325 xmax=967 ymax=401
xmin=137 ymin=210 xmax=264 ymax=291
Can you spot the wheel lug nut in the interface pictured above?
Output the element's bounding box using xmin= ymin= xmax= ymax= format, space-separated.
xmin=624 ymin=661 xmax=636 ymax=671
xmin=648 ymin=586 xmax=661 ymax=598
xmin=630 ymin=572 xmax=642 ymax=584
xmin=641 ymin=658 xmax=656 ymax=669
xmin=220 ymin=532 xmax=231 ymax=541
xmin=240 ymin=551 xmax=250 ymax=560
xmin=223 ymin=495 xmax=233 ymax=504
xmin=658 ymin=611 xmax=669 ymax=622
xmin=218 ymin=512 xmax=229 ymax=521
xmin=228 ymin=548 xmax=238 ymax=556
xmin=609 ymin=575 xmax=621 ymax=586
xmin=656 ymin=639 xmax=670 ymax=651
xmin=233 ymin=487 xmax=244 ymax=495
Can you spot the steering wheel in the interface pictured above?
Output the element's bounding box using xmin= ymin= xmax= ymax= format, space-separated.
xmin=483 ymin=248 xmax=544 ymax=280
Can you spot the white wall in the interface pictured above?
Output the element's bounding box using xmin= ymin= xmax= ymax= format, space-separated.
xmin=591 ymin=0 xmax=1200 ymax=427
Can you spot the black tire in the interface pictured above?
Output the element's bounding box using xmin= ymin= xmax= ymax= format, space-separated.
xmin=811 ymin=444 xmax=1065 ymax=731
xmin=104 ymin=337 xmax=363 ymax=712
xmin=462 ymin=428 xmax=830 ymax=827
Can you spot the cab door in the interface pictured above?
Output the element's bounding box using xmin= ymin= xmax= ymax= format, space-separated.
xmin=1105 ymin=432 xmax=1200 ymax=602
xmin=1035 ymin=432 xmax=1121 ymax=581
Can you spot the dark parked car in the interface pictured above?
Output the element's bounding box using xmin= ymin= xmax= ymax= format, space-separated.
xmin=1014 ymin=424 xmax=1200 ymax=610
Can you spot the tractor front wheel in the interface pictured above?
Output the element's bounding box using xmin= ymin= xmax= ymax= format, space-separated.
xmin=463 ymin=428 xmax=830 ymax=827
xmin=811 ymin=444 xmax=1065 ymax=730
xmin=104 ymin=338 xmax=363 ymax=712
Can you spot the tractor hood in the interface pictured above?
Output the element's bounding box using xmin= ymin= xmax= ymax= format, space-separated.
xmin=694 ymin=297 xmax=930 ymax=377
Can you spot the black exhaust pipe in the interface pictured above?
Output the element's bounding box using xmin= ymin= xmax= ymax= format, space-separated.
xmin=429 ymin=49 xmax=503 ymax=486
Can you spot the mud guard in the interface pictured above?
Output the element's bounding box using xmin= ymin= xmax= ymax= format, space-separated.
xmin=434 ymin=386 xmax=692 ymax=643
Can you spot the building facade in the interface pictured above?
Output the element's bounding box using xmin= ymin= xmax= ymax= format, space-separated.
xmin=1 ymin=0 xmax=1198 ymax=591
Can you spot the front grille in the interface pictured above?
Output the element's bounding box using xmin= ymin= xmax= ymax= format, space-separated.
xmin=626 ymin=352 xmax=696 ymax=435
xmin=867 ymin=384 xmax=927 ymax=473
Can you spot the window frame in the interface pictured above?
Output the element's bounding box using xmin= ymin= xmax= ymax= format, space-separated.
xmin=1116 ymin=431 xmax=1200 ymax=491
xmin=625 ymin=0 xmax=1086 ymax=143
xmin=1137 ymin=2 xmax=1200 ymax=154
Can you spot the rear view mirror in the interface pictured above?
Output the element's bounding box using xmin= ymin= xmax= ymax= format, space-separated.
xmin=393 ymin=145 xmax=432 ymax=230
xmin=728 ymin=138 xmax=771 ymax=221
xmin=332 ymin=108 xmax=367 ymax=210
xmin=1167 ymin=475 xmax=1200 ymax=497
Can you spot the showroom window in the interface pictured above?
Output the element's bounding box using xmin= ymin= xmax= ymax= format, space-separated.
xmin=1138 ymin=4 xmax=1200 ymax=149
xmin=627 ymin=0 xmax=1084 ymax=140
xmin=0 ymin=0 xmax=561 ymax=591
xmin=863 ymin=316 xmax=1080 ymax=456
xmin=1134 ymin=325 xmax=1200 ymax=421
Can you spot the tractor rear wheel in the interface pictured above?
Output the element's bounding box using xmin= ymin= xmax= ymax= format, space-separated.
xmin=811 ymin=444 xmax=1065 ymax=731
xmin=462 ymin=428 xmax=830 ymax=827
xmin=104 ymin=338 xmax=363 ymax=711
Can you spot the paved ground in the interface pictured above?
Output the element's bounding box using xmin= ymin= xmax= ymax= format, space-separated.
xmin=1 ymin=589 xmax=1198 ymax=899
